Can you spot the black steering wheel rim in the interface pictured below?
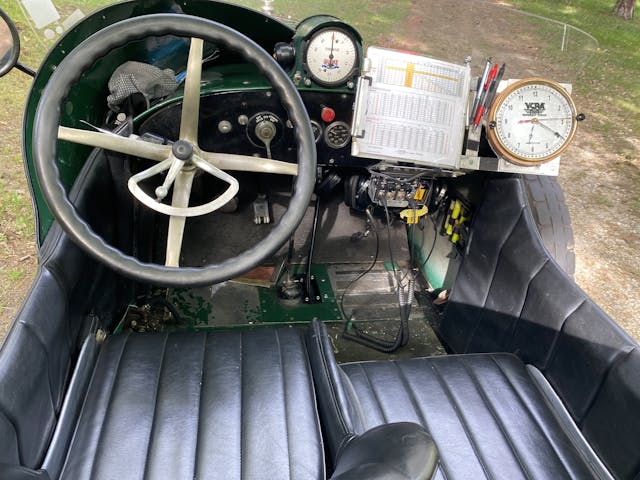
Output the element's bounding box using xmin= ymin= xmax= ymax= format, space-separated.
xmin=33 ymin=14 xmax=316 ymax=287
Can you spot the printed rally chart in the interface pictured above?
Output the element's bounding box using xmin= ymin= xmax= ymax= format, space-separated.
xmin=352 ymin=47 xmax=470 ymax=168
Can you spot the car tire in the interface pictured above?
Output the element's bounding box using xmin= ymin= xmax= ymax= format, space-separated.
xmin=520 ymin=175 xmax=575 ymax=277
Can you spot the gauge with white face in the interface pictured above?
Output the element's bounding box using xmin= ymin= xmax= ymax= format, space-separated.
xmin=487 ymin=78 xmax=578 ymax=166
xmin=304 ymin=28 xmax=358 ymax=86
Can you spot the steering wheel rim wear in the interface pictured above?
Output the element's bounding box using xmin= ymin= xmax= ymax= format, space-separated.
xmin=33 ymin=14 xmax=316 ymax=287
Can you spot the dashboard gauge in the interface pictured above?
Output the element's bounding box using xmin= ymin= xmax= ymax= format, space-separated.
xmin=486 ymin=78 xmax=578 ymax=166
xmin=304 ymin=28 xmax=358 ymax=86
xmin=324 ymin=121 xmax=351 ymax=148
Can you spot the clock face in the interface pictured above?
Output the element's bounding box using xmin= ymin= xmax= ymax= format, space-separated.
xmin=488 ymin=79 xmax=577 ymax=165
xmin=304 ymin=28 xmax=358 ymax=86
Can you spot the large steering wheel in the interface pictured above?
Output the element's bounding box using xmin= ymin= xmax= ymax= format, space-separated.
xmin=33 ymin=14 xmax=316 ymax=287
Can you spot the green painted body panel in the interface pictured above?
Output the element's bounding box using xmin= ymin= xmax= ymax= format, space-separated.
xmin=258 ymin=264 xmax=343 ymax=323
xmin=23 ymin=0 xmax=295 ymax=244
xmin=159 ymin=264 xmax=342 ymax=330
xmin=408 ymin=221 xmax=461 ymax=291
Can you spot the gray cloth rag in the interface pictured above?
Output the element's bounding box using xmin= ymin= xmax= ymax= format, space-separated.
xmin=107 ymin=61 xmax=178 ymax=111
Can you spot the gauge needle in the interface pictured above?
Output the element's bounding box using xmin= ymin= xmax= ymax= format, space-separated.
xmin=518 ymin=117 xmax=571 ymax=124
xmin=536 ymin=120 xmax=566 ymax=139
xmin=329 ymin=33 xmax=335 ymax=63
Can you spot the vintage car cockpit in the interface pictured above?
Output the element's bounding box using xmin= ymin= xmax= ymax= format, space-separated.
xmin=0 ymin=1 xmax=638 ymax=479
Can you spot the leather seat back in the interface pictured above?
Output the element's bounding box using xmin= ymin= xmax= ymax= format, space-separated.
xmin=440 ymin=178 xmax=640 ymax=479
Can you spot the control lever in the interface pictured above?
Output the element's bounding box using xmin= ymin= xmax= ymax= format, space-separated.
xmin=255 ymin=120 xmax=277 ymax=159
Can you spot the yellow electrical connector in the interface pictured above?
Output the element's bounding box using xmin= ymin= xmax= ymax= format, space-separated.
xmin=451 ymin=200 xmax=461 ymax=220
xmin=400 ymin=205 xmax=428 ymax=224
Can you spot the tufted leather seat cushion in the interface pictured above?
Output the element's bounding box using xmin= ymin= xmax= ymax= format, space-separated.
xmin=59 ymin=329 xmax=324 ymax=480
xmin=307 ymin=321 xmax=612 ymax=480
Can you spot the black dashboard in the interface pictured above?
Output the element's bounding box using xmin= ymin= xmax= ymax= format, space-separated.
xmin=139 ymin=89 xmax=365 ymax=167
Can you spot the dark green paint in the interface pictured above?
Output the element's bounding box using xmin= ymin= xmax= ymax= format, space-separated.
xmin=258 ymin=264 xmax=343 ymax=323
xmin=163 ymin=264 xmax=341 ymax=329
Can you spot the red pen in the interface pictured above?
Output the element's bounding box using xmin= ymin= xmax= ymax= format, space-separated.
xmin=473 ymin=63 xmax=499 ymax=129
xmin=484 ymin=63 xmax=499 ymax=91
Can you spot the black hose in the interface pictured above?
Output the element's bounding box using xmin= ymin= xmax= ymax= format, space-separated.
xmin=343 ymin=276 xmax=414 ymax=353
xmin=342 ymin=206 xmax=413 ymax=353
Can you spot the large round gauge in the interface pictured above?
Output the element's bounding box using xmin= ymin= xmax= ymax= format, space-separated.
xmin=486 ymin=78 xmax=578 ymax=166
xmin=304 ymin=27 xmax=358 ymax=86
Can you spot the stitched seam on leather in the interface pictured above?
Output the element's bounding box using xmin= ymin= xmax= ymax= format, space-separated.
xmin=42 ymin=262 xmax=78 ymax=373
xmin=300 ymin=330 xmax=327 ymax=480
xmin=313 ymin=322 xmax=350 ymax=437
xmin=431 ymin=360 xmax=492 ymax=480
xmin=0 ymin=407 xmax=21 ymax=464
xmin=274 ymin=330 xmax=292 ymax=480
xmin=526 ymin=365 xmax=615 ymax=480
xmin=459 ymin=356 xmax=534 ymax=480
xmin=18 ymin=321 xmax=57 ymax=424
xmin=87 ymin=333 xmax=130 ymax=480
xmin=141 ymin=333 xmax=169 ymax=479
xmin=392 ymin=361 xmax=453 ymax=480
xmin=543 ymin=299 xmax=586 ymax=372
xmin=579 ymin=346 xmax=635 ymax=429
xmin=37 ymin=267 xmax=74 ymax=359
xmin=490 ymin=356 xmax=574 ymax=479
xmin=506 ymin=258 xmax=549 ymax=354
xmin=43 ymin=259 xmax=73 ymax=298
xmin=357 ymin=363 xmax=388 ymax=423
xmin=192 ymin=331 xmax=207 ymax=480
xmin=391 ymin=361 xmax=431 ymax=428
xmin=464 ymin=208 xmax=525 ymax=353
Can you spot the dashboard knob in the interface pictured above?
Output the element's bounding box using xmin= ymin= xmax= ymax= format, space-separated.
xmin=321 ymin=107 xmax=336 ymax=123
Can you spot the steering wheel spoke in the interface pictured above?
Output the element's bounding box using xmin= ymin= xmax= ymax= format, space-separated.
xmin=199 ymin=150 xmax=298 ymax=176
xmin=165 ymin=169 xmax=196 ymax=267
xmin=179 ymin=37 xmax=204 ymax=145
xmin=58 ymin=126 xmax=171 ymax=162
xmin=127 ymin=156 xmax=239 ymax=217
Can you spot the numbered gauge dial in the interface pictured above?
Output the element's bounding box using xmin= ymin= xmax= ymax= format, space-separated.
xmin=487 ymin=78 xmax=578 ymax=166
xmin=305 ymin=28 xmax=358 ymax=86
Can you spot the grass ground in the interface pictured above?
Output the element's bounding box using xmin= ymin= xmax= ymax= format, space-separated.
xmin=505 ymin=0 xmax=640 ymax=336
xmin=0 ymin=0 xmax=638 ymax=341
xmin=507 ymin=0 xmax=640 ymax=157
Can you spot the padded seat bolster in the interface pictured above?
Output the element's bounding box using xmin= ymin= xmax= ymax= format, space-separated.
xmin=59 ymin=329 xmax=324 ymax=480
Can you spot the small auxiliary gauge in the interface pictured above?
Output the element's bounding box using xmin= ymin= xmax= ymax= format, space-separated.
xmin=486 ymin=78 xmax=578 ymax=166
xmin=324 ymin=121 xmax=351 ymax=148
xmin=304 ymin=27 xmax=359 ymax=86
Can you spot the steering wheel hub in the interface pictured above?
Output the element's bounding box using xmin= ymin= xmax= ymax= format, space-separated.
xmin=172 ymin=140 xmax=194 ymax=161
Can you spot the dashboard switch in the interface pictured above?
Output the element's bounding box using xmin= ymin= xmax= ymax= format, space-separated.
xmin=321 ymin=107 xmax=336 ymax=123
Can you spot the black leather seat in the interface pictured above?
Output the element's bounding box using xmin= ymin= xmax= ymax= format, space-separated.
xmin=58 ymin=329 xmax=325 ymax=480
xmin=308 ymin=321 xmax=613 ymax=480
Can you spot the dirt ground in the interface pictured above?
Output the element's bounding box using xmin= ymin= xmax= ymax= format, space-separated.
xmin=0 ymin=0 xmax=638 ymax=343
xmin=381 ymin=0 xmax=640 ymax=339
